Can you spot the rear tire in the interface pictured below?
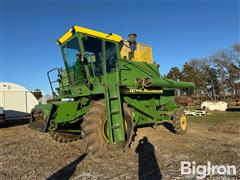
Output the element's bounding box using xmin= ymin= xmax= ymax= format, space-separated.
xmin=81 ymin=100 xmax=134 ymax=157
xmin=172 ymin=107 xmax=187 ymax=134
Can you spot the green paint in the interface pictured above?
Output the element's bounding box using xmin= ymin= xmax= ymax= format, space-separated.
xmin=32 ymin=30 xmax=195 ymax=144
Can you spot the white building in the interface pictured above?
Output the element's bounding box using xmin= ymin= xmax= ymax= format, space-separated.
xmin=0 ymin=82 xmax=38 ymax=118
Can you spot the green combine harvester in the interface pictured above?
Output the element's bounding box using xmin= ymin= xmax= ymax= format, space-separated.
xmin=29 ymin=26 xmax=195 ymax=156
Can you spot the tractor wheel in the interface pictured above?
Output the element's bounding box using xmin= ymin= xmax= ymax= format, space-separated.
xmin=172 ymin=107 xmax=187 ymax=134
xmin=49 ymin=131 xmax=81 ymax=143
xmin=81 ymin=101 xmax=134 ymax=157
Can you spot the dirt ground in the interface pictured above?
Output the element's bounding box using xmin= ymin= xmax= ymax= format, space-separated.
xmin=1 ymin=111 xmax=240 ymax=180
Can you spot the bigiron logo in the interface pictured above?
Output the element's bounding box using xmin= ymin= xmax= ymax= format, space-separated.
xmin=180 ymin=161 xmax=237 ymax=179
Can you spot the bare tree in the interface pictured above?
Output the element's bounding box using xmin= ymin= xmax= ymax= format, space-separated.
xmin=166 ymin=44 xmax=240 ymax=102
xmin=212 ymin=49 xmax=240 ymax=100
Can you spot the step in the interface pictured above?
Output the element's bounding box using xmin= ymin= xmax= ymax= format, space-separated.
xmin=109 ymin=96 xmax=119 ymax=100
xmin=111 ymin=124 xmax=121 ymax=129
xmin=110 ymin=110 xmax=120 ymax=115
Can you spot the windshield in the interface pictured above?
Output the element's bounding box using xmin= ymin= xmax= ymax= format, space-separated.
xmin=62 ymin=36 xmax=80 ymax=69
xmin=62 ymin=36 xmax=87 ymax=85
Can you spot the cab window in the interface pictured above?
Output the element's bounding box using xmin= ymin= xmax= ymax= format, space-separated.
xmin=62 ymin=37 xmax=80 ymax=69
xmin=105 ymin=41 xmax=118 ymax=73
xmin=82 ymin=36 xmax=103 ymax=77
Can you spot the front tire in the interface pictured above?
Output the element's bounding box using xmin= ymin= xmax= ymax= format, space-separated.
xmin=81 ymin=101 xmax=134 ymax=157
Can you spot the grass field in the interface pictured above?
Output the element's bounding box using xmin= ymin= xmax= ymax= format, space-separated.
xmin=188 ymin=111 xmax=240 ymax=124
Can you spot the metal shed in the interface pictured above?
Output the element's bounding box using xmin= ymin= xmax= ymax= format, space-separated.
xmin=0 ymin=82 xmax=38 ymax=118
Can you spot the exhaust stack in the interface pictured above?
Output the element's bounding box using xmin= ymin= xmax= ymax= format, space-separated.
xmin=128 ymin=33 xmax=137 ymax=60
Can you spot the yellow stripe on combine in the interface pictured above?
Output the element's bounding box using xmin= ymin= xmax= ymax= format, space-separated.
xmin=58 ymin=25 xmax=122 ymax=44
xmin=129 ymin=89 xmax=163 ymax=93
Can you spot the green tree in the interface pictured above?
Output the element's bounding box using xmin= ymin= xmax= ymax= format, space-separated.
xmin=32 ymin=89 xmax=43 ymax=100
xmin=166 ymin=67 xmax=182 ymax=80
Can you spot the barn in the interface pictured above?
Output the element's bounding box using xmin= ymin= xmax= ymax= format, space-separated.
xmin=0 ymin=82 xmax=38 ymax=118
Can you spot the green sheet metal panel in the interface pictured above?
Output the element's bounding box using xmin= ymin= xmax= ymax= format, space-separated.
xmin=55 ymin=101 xmax=79 ymax=123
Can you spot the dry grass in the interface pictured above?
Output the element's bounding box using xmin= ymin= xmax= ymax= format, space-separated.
xmin=0 ymin=111 xmax=239 ymax=179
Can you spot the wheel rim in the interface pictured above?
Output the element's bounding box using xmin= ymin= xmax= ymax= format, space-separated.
xmin=103 ymin=120 xmax=110 ymax=142
xmin=103 ymin=119 xmax=128 ymax=143
xmin=180 ymin=114 xmax=187 ymax=130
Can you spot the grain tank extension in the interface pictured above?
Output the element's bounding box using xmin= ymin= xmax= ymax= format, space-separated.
xmin=29 ymin=26 xmax=195 ymax=155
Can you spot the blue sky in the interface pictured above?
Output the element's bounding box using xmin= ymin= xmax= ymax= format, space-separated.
xmin=1 ymin=0 xmax=239 ymax=94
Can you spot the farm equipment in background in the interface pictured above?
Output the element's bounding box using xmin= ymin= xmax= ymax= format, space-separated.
xmin=175 ymin=95 xmax=193 ymax=106
xmin=228 ymin=100 xmax=240 ymax=107
xmin=201 ymin=101 xmax=228 ymax=111
xmin=29 ymin=26 xmax=195 ymax=156
xmin=184 ymin=109 xmax=207 ymax=116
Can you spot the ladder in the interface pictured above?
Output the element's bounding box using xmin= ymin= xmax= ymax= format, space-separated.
xmin=104 ymin=73 xmax=125 ymax=144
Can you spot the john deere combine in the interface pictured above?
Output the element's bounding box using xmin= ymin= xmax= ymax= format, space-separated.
xmin=29 ymin=26 xmax=194 ymax=155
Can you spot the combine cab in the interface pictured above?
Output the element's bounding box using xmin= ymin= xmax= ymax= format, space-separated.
xmin=29 ymin=26 xmax=195 ymax=156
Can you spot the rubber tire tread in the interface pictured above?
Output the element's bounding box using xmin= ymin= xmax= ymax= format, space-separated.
xmin=49 ymin=131 xmax=81 ymax=143
xmin=81 ymin=101 xmax=134 ymax=157
xmin=172 ymin=107 xmax=187 ymax=135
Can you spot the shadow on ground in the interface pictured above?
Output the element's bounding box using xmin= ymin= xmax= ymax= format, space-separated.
xmin=47 ymin=153 xmax=87 ymax=180
xmin=136 ymin=137 xmax=162 ymax=180
xmin=160 ymin=121 xmax=175 ymax=133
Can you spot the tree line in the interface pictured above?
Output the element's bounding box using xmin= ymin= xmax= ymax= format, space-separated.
xmin=166 ymin=44 xmax=240 ymax=101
